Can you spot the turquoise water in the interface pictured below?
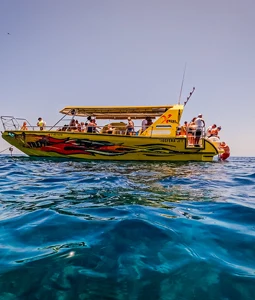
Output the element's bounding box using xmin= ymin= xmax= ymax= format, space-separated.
xmin=0 ymin=156 xmax=254 ymax=299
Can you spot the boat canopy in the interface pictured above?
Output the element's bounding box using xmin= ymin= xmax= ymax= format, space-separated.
xmin=59 ymin=105 xmax=175 ymax=120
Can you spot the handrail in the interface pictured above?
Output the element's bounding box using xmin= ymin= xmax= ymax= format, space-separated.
xmin=0 ymin=116 xmax=32 ymax=131
xmin=1 ymin=116 xmax=175 ymax=137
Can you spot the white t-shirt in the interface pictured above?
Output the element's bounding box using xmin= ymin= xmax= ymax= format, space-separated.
xmin=195 ymin=117 xmax=204 ymax=130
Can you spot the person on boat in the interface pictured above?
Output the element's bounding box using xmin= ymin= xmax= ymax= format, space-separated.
xmin=87 ymin=119 xmax=97 ymax=133
xmin=61 ymin=124 xmax=68 ymax=131
xmin=219 ymin=141 xmax=230 ymax=160
xmin=37 ymin=117 xmax=46 ymax=131
xmin=107 ymin=124 xmax=113 ymax=134
xmin=211 ymin=126 xmax=221 ymax=137
xmin=180 ymin=121 xmax=188 ymax=136
xmin=206 ymin=124 xmax=217 ymax=137
xmin=141 ymin=118 xmax=148 ymax=132
xmin=146 ymin=117 xmax=153 ymax=126
xmin=176 ymin=126 xmax=181 ymax=136
xmin=68 ymin=119 xmax=77 ymax=131
xmin=20 ymin=122 xmax=28 ymax=131
xmin=187 ymin=117 xmax=196 ymax=145
xmin=126 ymin=117 xmax=134 ymax=135
xmin=142 ymin=117 xmax=153 ymax=133
xmin=75 ymin=120 xmax=81 ymax=132
xmin=80 ymin=122 xmax=86 ymax=132
xmin=194 ymin=114 xmax=205 ymax=146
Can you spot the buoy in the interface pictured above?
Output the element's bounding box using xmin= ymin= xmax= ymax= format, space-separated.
xmin=9 ymin=147 xmax=13 ymax=156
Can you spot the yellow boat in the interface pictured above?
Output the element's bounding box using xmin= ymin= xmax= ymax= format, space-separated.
xmin=1 ymin=104 xmax=228 ymax=161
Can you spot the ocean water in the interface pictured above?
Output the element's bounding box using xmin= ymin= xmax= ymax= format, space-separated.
xmin=0 ymin=155 xmax=254 ymax=300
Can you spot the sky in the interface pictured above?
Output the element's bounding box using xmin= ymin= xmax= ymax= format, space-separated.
xmin=0 ymin=0 xmax=254 ymax=156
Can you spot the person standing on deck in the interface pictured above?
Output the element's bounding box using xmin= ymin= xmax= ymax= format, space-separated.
xmin=37 ymin=117 xmax=46 ymax=131
xmin=206 ymin=124 xmax=217 ymax=137
xmin=126 ymin=117 xmax=134 ymax=135
xmin=187 ymin=117 xmax=196 ymax=145
xmin=194 ymin=114 xmax=205 ymax=145
xmin=141 ymin=118 xmax=148 ymax=132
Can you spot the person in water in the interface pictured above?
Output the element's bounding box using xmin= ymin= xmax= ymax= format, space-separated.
xmin=219 ymin=141 xmax=230 ymax=160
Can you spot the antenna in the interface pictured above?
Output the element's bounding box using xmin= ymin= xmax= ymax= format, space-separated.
xmin=184 ymin=87 xmax=195 ymax=106
xmin=178 ymin=63 xmax=187 ymax=105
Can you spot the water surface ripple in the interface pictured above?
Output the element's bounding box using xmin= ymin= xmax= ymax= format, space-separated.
xmin=0 ymin=156 xmax=254 ymax=299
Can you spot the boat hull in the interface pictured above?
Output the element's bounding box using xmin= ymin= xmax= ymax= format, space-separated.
xmin=2 ymin=131 xmax=219 ymax=162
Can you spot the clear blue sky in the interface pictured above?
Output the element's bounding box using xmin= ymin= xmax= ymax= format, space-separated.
xmin=1 ymin=0 xmax=254 ymax=156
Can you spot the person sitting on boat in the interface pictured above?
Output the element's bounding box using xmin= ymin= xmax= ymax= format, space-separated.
xmin=126 ymin=117 xmax=134 ymax=135
xmin=20 ymin=122 xmax=28 ymax=131
xmin=194 ymin=114 xmax=205 ymax=146
xmin=107 ymin=124 xmax=113 ymax=134
xmin=206 ymin=124 xmax=217 ymax=137
xmin=87 ymin=119 xmax=98 ymax=133
xmin=75 ymin=120 xmax=81 ymax=132
xmin=68 ymin=119 xmax=77 ymax=131
xmin=37 ymin=117 xmax=46 ymax=131
xmin=80 ymin=122 xmax=86 ymax=132
xmin=61 ymin=124 xmax=68 ymax=131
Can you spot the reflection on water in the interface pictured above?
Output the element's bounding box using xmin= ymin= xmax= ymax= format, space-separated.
xmin=0 ymin=156 xmax=255 ymax=299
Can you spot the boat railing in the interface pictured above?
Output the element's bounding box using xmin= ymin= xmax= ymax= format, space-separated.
xmin=0 ymin=118 xmax=148 ymax=135
xmin=2 ymin=118 xmax=192 ymax=140
xmin=0 ymin=116 xmax=74 ymax=132
xmin=0 ymin=116 xmax=32 ymax=131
